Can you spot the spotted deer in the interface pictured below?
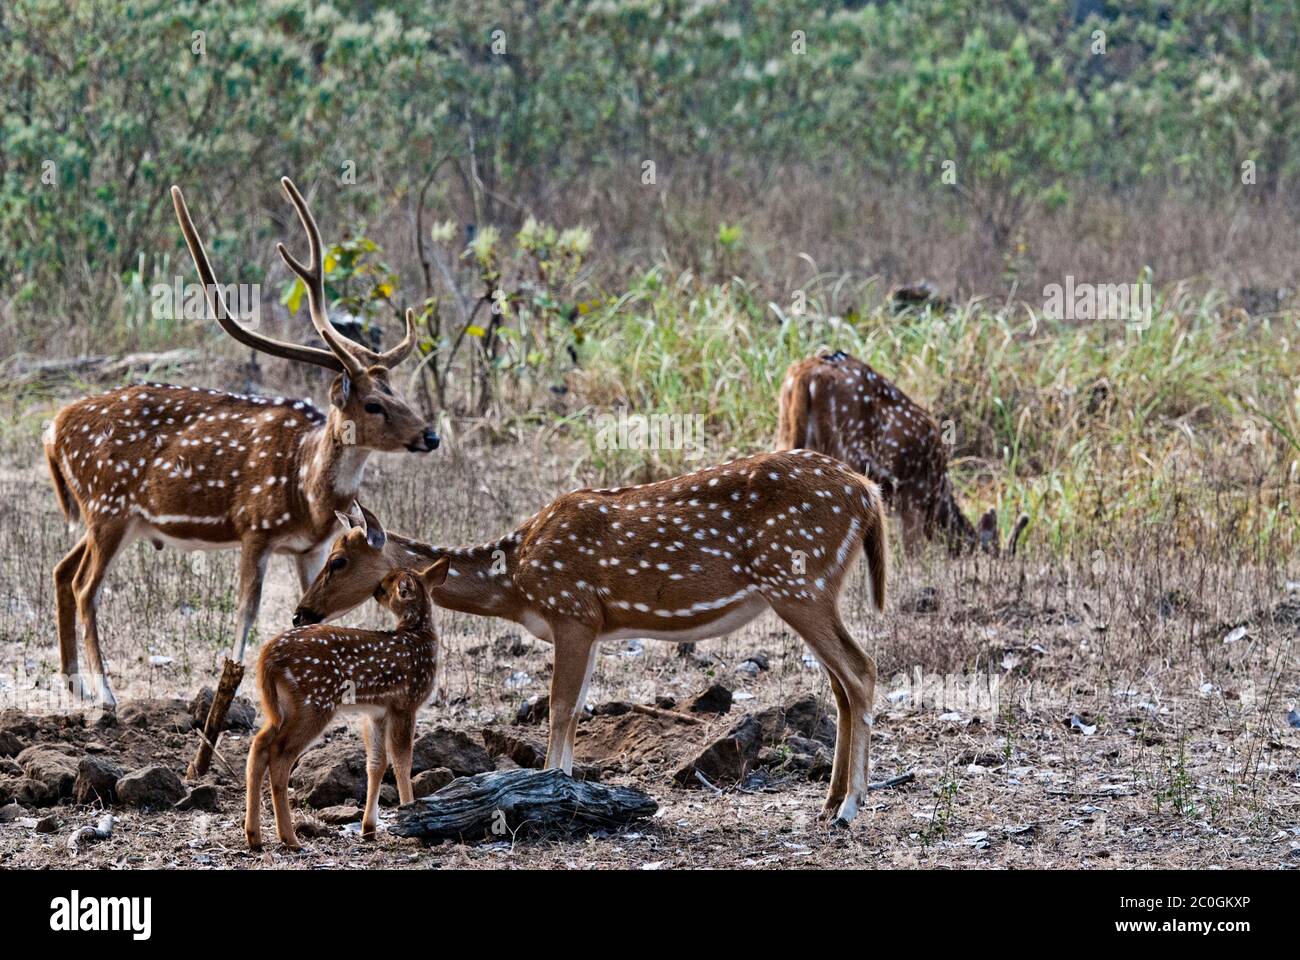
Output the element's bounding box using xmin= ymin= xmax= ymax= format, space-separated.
xmin=777 ymin=351 xmax=1022 ymax=555
xmin=43 ymin=178 xmax=439 ymax=714
xmin=246 ymin=559 xmax=448 ymax=850
xmin=294 ymin=450 xmax=889 ymax=824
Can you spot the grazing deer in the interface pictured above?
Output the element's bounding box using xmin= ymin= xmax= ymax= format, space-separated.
xmin=295 ymin=450 xmax=888 ymax=825
xmin=777 ymin=351 xmax=1019 ymax=554
xmin=43 ymin=178 xmax=440 ymax=711
xmin=245 ymin=559 xmax=448 ymax=850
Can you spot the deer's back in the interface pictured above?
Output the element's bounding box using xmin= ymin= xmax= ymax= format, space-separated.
xmin=47 ymin=383 xmax=327 ymax=542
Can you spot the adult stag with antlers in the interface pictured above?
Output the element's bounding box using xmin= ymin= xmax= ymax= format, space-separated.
xmin=295 ymin=450 xmax=888 ymax=825
xmin=44 ymin=179 xmax=439 ymax=775
xmin=776 ymin=351 xmax=1027 ymax=555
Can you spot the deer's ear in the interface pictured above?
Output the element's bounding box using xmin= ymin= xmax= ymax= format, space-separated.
xmin=357 ymin=503 xmax=387 ymax=550
xmin=358 ymin=508 xmax=386 ymax=551
xmin=419 ymin=557 xmax=449 ymax=589
xmin=335 ymin=511 xmax=355 ymax=532
xmin=330 ymin=373 xmax=352 ymax=408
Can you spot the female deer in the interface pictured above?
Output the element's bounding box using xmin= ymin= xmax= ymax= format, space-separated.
xmin=295 ymin=450 xmax=888 ymax=825
xmin=244 ymin=557 xmax=448 ymax=851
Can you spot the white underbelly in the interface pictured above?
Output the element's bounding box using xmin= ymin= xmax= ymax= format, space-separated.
xmin=599 ymin=595 xmax=769 ymax=644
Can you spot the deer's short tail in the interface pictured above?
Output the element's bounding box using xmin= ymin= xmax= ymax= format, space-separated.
xmin=861 ymin=483 xmax=888 ymax=612
xmin=44 ymin=432 xmax=80 ymax=526
xmin=775 ymin=366 xmax=812 ymax=452
xmin=255 ymin=653 xmax=283 ymax=729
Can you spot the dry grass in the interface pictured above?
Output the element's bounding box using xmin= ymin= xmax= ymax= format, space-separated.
xmin=0 ymin=362 xmax=1296 ymax=869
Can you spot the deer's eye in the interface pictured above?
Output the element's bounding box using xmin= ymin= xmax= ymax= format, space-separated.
xmin=364 ymin=401 xmax=384 ymax=416
xmin=329 ymin=556 xmax=348 ymax=572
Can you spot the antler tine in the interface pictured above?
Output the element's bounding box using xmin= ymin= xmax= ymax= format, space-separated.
xmin=170 ymin=185 xmax=344 ymax=372
xmin=375 ymin=308 xmax=419 ymax=369
xmin=275 ymin=177 xmax=365 ymax=377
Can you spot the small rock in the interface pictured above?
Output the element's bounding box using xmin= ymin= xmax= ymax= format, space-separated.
xmin=654 ymin=696 xmax=678 ymax=710
xmin=482 ymin=728 xmax=546 ymax=768
xmin=591 ymin=701 xmax=632 ymax=717
xmin=294 ymin=816 xmax=333 ymax=839
xmin=515 ymin=695 xmax=549 ymax=725
xmin=117 ymin=765 xmax=187 ymax=808
xmin=673 ymin=715 xmax=764 ymax=787
xmin=117 ymin=698 xmax=193 ymax=732
xmin=494 ymin=633 xmax=530 ymax=657
xmin=0 ymin=729 xmax=24 ymax=757
xmin=0 ymin=801 xmax=27 ymax=821
xmin=480 ymin=729 xmax=599 ymax=780
xmin=189 ymin=687 xmax=257 ymax=732
xmin=689 ymin=683 xmax=733 ymax=715
xmin=293 ymin=740 xmax=367 ymax=807
xmin=495 ymin=756 xmax=521 ymax=771
xmin=380 ymin=783 xmax=399 ymax=806
xmin=0 ymin=757 xmax=20 ymax=777
xmin=899 ymin=586 xmax=940 ymax=614
xmin=410 ymin=727 xmax=492 ymax=777
xmin=34 ymin=814 xmax=60 ymax=833
xmin=74 ymin=756 xmax=124 ymax=806
xmin=316 ymin=804 xmax=364 ymax=825
xmin=174 ymin=784 xmax=220 ymax=812
xmin=412 ymin=768 xmax=454 ymax=798
xmin=1069 ymin=714 xmax=1098 ymax=736
xmin=16 ymin=744 xmax=79 ymax=798
xmin=0 ymin=776 xmax=56 ymax=808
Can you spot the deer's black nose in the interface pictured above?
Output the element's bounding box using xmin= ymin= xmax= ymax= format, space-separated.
xmin=293 ymin=608 xmax=321 ymax=627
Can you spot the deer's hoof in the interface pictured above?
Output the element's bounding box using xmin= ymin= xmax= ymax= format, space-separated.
xmin=831 ymin=795 xmax=862 ymax=826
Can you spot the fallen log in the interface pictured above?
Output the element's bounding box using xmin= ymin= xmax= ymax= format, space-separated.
xmin=390 ymin=768 xmax=657 ymax=843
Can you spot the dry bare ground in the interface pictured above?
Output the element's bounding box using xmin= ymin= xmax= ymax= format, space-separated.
xmin=0 ymin=369 xmax=1297 ymax=870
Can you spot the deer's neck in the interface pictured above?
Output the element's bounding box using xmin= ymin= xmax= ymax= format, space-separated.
xmin=297 ymin=412 xmax=373 ymax=520
xmin=395 ymin=605 xmax=437 ymax=640
xmin=385 ymin=532 xmax=524 ymax=621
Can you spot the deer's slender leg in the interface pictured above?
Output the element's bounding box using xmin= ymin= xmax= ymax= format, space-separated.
xmin=560 ymin=639 xmax=599 ymax=773
xmin=244 ymin=725 xmax=275 ymax=850
xmin=73 ymin=520 xmax=130 ymax=708
xmin=771 ymin=601 xmax=877 ymax=825
xmin=544 ymin=625 xmax=598 ymax=774
xmin=53 ymin=534 xmax=87 ymax=694
xmin=268 ymin=739 xmax=302 ymax=851
xmin=386 ymin=711 xmax=416 ymax=805
xmin=233 ymin=537 xmax=272 ymax=662
xmin=361 ymin=714 xmax=389 ymax=839
xmin=820 ymin=668 xmax=854 ymax=818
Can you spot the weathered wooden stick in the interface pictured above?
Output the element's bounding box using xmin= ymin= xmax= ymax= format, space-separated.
xmin=869 ymin=771 xmax=914 ymax=790
xmin=187 ymin=658 xmax=244 ymax=780
xmin=390 ymin=768 xmax=657 ymax=843
xmin=629 ymin=702 xmax=703 ymax=725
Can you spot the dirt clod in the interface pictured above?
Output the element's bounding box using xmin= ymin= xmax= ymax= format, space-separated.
xmin=412 ymin=768 xmax=454 ymax=798
xmin=174 ymin=784 xmax=220 ymax=812
xmin=410 ymin=727 xmax=492 ymax=777
xmin=689 ymin=683 xmax=733 ymax=715
xmin=189 ymin=687 xmax=257 ymax=732
xmin=74 ymin=756 xmax=124 ymax=806
xmin=116 ymin=765 xmax=187 ymax=808
xmin=16 ymin=745 xmax=78 ymax=799
xmin=293 ymin=739 xmax=367 ymax=808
